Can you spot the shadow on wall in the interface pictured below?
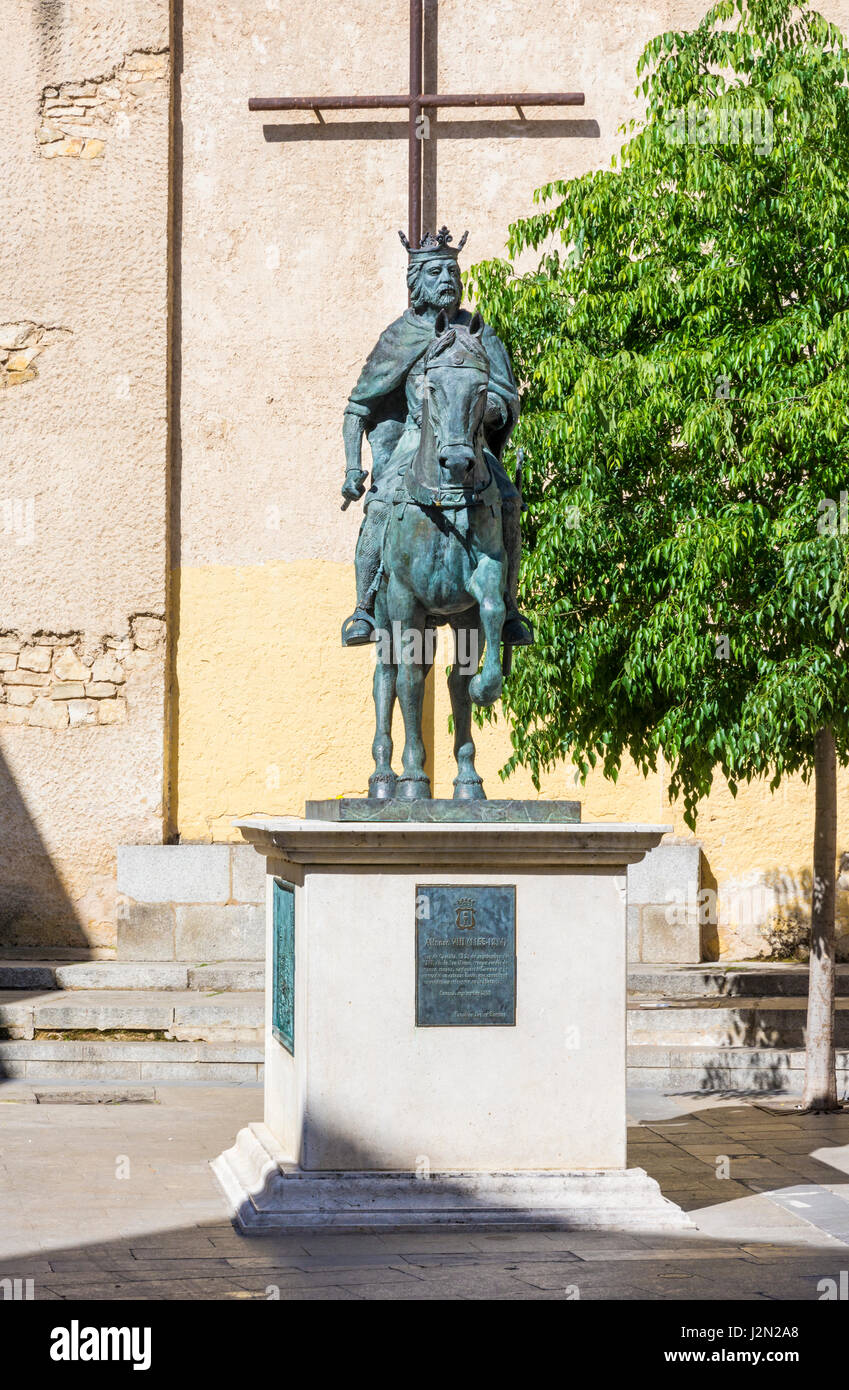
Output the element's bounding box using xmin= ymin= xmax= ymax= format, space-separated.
xmin=701 ymin=857 xmax=849 ymax=964
xmin=700 ymin=851 xmax=719 ymax=960
xmin=0 ymin=748 xmax=88 ymax=955
xmin=0 ymin=744 xmax=93 ymax=1081
xmin=36 ymin=0 xmax=64 ymax=62
xmin=260 ymin=118 xmax=602 ymax=145
xmin=761 ymin=867 xmax=814 ymax=960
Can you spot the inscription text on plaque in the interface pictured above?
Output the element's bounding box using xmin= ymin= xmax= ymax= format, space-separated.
xmin=416 ymin=884 xmax=516 ymax=1027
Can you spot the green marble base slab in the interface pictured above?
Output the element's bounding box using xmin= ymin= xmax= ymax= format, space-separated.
xmin=304 ymin=798 xmax=581 ymax=823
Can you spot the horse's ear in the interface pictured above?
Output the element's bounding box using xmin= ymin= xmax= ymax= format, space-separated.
xmin=434 ymin=309 xmax=449 ymax=336
xmin=469 ymin=311 xmax=485 ymax=338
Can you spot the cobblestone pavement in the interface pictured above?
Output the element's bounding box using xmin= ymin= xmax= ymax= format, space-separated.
xmin=1 ymin=1083 xmax=848 ymax=1300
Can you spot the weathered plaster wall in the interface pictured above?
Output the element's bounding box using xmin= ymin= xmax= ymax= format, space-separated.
xmin=0 ymin=2 xmax=170 ymax=949
xmin=174 ymin=0 xmax=674 ymax=827
xmin=173 ymin=0 xmax=849 ymax=959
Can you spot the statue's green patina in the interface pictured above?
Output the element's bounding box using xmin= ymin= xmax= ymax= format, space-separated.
xmin=341 ymin=228 xmax=533 ymax=801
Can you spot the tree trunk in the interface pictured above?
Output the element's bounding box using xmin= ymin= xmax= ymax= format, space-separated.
xmin=801 ymin=725 xmax=840 ymax=1112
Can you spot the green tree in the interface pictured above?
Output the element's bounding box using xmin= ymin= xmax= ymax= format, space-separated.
xmin=470 ymin=0 xmax=849 ymax=1110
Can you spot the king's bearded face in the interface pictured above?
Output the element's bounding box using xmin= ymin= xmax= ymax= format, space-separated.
xmin=409 ymin=258 xmax=462 ymax=314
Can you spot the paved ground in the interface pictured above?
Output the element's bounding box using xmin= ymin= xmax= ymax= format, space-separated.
xmin=1 ymin=1082 xmax=849 ymax=1300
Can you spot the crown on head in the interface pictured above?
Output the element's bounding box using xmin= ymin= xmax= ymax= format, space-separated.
xmin=399 ymin=225 xmax=469 ymax=262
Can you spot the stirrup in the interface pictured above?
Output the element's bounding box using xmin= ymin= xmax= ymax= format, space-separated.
xmin=341 ymin=609 xmax=376 ymax=648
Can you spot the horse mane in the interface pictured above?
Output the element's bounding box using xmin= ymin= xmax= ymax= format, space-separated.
xmin=424 ymin=323 xmax=490 ymax=373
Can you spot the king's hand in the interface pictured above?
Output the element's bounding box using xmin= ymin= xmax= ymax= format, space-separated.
xmin=341 ymin=469 xmax=368 ymax=502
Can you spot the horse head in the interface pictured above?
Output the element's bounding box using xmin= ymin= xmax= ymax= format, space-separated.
xmin=414 ymin=310 xmax=491 ymax=498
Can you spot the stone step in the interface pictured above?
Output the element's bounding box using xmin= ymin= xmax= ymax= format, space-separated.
xmin=0 ymin=989 xmax=263 ymax=1042
xmin=0 ymin=1038 xmax=262 ymax=1083
xmin=1 ymin=1082 xmax=160 ymax=1104
xmin=627 ymin=1044 xmax=849 ymax=1095
xmin=0 ymin=960 xmax=263 ymax=992
xmin=629 ymin=963 xmax=849 ymax=1000
xmin=2 ymin=1035 xmax=842 ymax=1093
xmin=628 ymin=996 xmax=849 ymax=1048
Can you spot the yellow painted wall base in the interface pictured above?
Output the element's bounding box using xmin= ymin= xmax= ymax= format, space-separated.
xmin=175 ymin=561 xmax=847 ymax=915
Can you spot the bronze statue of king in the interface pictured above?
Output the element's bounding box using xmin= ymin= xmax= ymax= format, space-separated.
xmin=340 ymin=227 xmax=532 ymax=651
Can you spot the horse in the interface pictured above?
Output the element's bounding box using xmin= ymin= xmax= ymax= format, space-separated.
xmin=368 ymin=309 xmax=509 ymax=802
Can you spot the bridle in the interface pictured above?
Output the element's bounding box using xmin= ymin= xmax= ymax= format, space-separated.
xmin=403 ymin=331 xmax=496 ymax=512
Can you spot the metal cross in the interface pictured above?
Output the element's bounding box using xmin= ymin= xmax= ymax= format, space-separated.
xmin=249 ymin=0 xmax=585 ymax=246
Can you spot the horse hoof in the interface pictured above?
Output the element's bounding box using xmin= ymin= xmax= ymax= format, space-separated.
xmin=469 ymin=673 xmax=502 ymax=706
xmin=453 ymin=777 xmax=485 ymax=802
xmin=396 ymin=776 xmax=431 ymax=801
xmin=369 ymin=772 xmax=397 ymax=801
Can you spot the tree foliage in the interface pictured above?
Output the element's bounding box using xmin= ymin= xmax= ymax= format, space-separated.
xmin=469 ymin=0 xmax=849 ymax=825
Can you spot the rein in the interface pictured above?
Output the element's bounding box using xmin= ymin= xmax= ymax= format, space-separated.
xmin=402 ymin=457 xmax=495 ymax=512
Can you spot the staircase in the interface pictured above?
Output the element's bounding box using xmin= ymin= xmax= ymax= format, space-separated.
xmin=628 ymin=963 xmax=849 ymax=1094
xmin=5 ymin=958 xmax=849 ymax=1094
xmin=0 ymin=960 xmax=263 ymax=1083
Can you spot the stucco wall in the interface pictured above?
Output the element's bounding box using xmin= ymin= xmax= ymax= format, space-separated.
xmin=174 ymin=0 xmax=681 ymax=834
xmin=0 ymin=1 xmax=170 ymax=949
xmin=172 ymin=0 xmax=849 ymax=959
xmin=6 ymin=0 xmax=848 ymax=959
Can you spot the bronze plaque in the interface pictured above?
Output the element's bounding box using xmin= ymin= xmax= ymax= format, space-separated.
xmin=416 ymin=884 xmax=516 ymax=1027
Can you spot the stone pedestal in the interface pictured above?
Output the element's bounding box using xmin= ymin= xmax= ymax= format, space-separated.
xmin=213 ymin=815 xmax=690 ymax=1232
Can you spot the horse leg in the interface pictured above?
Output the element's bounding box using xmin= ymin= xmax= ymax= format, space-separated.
xmin=468 ymin=556 xmax=507 ymax=707
xmin=449 ymin=617 xmax=485 ymax=801
xmin=369 ymin=589 xmax=396 ymax=799
xmin=387 ymin=575 xmax=431 ymax=800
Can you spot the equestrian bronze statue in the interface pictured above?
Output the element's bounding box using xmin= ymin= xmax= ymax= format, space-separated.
xmin=341 ymin=227 xmax=533 ymax=801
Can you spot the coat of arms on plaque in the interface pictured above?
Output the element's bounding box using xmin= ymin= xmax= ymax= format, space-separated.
xmin=455 ymin=897 xmax=476 ymax=930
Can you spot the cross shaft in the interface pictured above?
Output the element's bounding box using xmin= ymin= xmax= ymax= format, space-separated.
xmin=249 ymin=0 xmax=584 ymax=245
